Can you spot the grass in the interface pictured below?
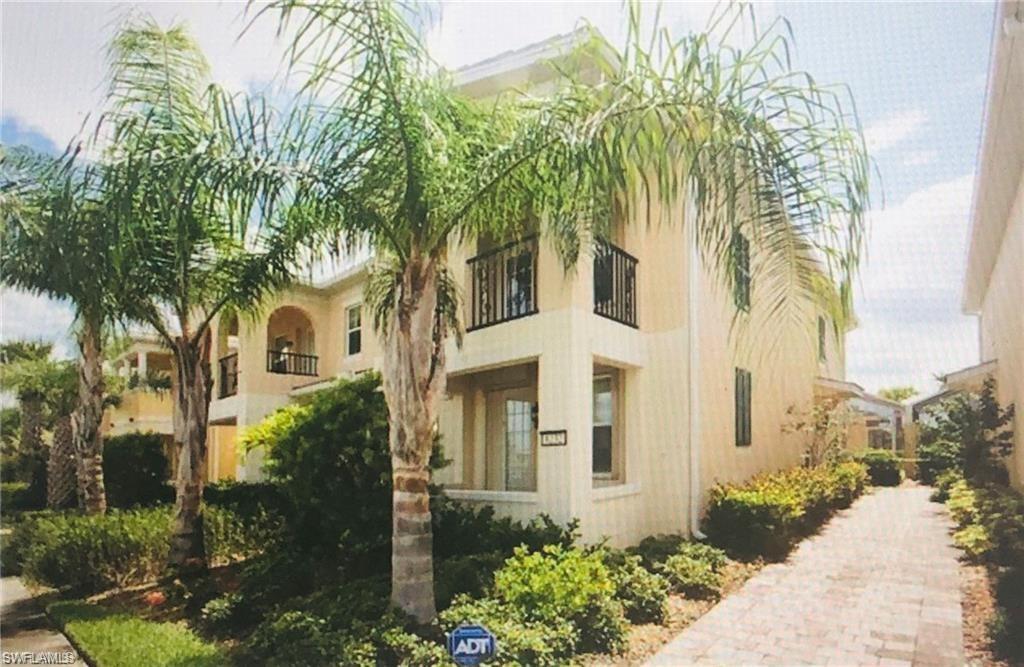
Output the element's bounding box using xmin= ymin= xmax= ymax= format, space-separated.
xmin=48 ymin=600 xmax=228 ymax=667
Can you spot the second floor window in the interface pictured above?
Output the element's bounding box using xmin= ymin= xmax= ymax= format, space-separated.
xmin=735 ymin=367 xmax=752 ymax=447
xmin=733 ymin=231 xmax=751 ymax=311
xmin=347 ymin=305 xmax=362 ymax=356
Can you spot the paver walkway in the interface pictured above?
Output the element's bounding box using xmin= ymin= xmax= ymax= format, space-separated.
xmin=647 ymin=484 xmax=964 ymax=666
xmin=0 ymin=576 xmax=83 ymax=664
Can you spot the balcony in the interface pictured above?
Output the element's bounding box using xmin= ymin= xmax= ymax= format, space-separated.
xmin=593 ymin=239 xmax=638 ymax=328
xmin=467 ymin=235 xmax=538 ymax=331
xmin=267 ymin=350 xmax=319 ymax=377
xmin=218 ymin=353 xmax=239 ymax=398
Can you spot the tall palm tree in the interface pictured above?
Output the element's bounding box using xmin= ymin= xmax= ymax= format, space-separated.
xmin=0 ymin=341 xmax=54 ymax=500
xmin=247 ymin=1 xmax=871 ymax=622
xmin=0 ymin=152 xmax=114 ymax=514
xmin=95 ymin=19 xmax=317 ymax=571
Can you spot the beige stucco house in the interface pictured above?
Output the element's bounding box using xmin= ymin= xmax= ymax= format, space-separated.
xmin=107 ymin=34 xmax=858 ymax=545
xmin=958 ymin=0 xmax=1023 ymax=488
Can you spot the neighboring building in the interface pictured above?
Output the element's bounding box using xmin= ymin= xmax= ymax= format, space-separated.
xmin=813 ymin=378 xmax=906 ymax=453
xmin=108 ymin=33 xmax=859 ymax=545
xmin=959 ymin=0 xmax=1023 ymax=488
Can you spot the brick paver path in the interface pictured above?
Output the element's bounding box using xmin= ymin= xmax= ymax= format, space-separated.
xmin=647 ymin=484 xmax=964 ymax=666
xmin=0 ymin=576 xmax=83 ymax=664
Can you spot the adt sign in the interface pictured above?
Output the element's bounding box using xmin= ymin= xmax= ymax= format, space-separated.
xmin=447 ymin=623 xmax=497 ymax=666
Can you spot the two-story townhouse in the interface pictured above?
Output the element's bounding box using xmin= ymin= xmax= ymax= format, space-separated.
xmin=958 ymin=0 xmax=1023 ymax=488
xmin=193 ymin=34 xmax=855 ymax=546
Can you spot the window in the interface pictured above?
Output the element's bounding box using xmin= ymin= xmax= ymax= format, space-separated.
xmin=593 ymin=376 xmax=614 ymax=476
xmin=732 ymin=232 xmax=751 ymax=311
xmin=346 ymin=305 xmax=362 ymax=356
xmin=735 ymin=368 xmax=752 ymax=447
xmin=818 ymin=316 xmax=827 ymax=362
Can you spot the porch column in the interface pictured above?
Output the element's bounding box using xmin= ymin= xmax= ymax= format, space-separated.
xmin=137 ymin=351 xmax=148 ymax=378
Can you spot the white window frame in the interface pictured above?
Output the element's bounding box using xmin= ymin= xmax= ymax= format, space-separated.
xmin=592 ymin=373 xmax=621 ymax=483
xmin=346 ymin=304 xmax=362 ymax=356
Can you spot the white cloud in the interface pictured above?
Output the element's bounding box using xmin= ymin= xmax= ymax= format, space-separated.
xmin=863 ymin=109 xmax=928 ymax=154
xmin=901 ymin=149 xmax=938 ymax=167
xmin=0 ymin=288 xmax=76 ymax=358
xmin=847 ymin=174 xmax=978 ymax=395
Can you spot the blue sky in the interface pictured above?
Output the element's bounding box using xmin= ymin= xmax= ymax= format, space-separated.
xmin=0 ymin=1 xmax=998 ymax=398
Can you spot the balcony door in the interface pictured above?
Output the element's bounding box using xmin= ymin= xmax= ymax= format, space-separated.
xmin=486 ymin=386 xmax=537 ymax=492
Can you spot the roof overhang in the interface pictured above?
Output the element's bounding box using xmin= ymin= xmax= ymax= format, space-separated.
xmin=962 ymin=0 xmax=1024 ymax=313
xmin=938 ymin=359 xmax=998 ymax=392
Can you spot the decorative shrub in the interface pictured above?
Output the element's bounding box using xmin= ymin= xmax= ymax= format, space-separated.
xmin=675 ymin=542 xmax=729 ymax=571
xmin=203 ymin=480 xmax=290 ymax=519
xmin=974 ymin=486 xmax=1024 ymax=566
xmin=991 ymin=567 xmax=1024 ymax=662
xmin=704 ymin=463 xmax=869 ymax=558
xmin=440 ymin=595 xmax=576 ymax=666
xmin=493 ymin=545 xmax=627 ymax=654
xmin=433 ymin=551 xmax=505 ymax=609
xmin=918 ymin=439 xmax=962 ymax=485
xmin=600 ymin=550 xmax=669 ymax=624
xmin=857 ymin=449 xmax=902 ymax=486
xmin=628 ymin=534 xmax=687 ymax=569
xmin=657 ymin=555 xmax=721 ymax=599
xmin=245 ymin=610 xmax=348 ymax=666
xmin=826 ymin=461 xmax=869 ymax=507
xmin=929 ymin=469 xmax=964 ymax=502
xmin=0 ymin=481 xmax=37 ymax=512
xmin=952 ymin=524 xmax=992 ymax=561
xmin=15 ymin=506 xmax=276 ymax=593
xmin=433 ymin=498 xmax=578 ymax=560
xmin=204 ymin=505 xmax=282 ymax=566
xmin=103 ymin=432 xmax=173 ymax=507
xmin=946 ymin=480 xmax=979 ymax=527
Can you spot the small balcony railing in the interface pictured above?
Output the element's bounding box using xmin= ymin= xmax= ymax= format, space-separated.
xmin=267 ymin=350 xmax=318 ymax=377
xmin=218 ymin=353 xmax=239 ymax=398
xmin=594 ymin=239 xmax=638 ymax=328
xmin=467 ymin=235 xmax=538 ymax=331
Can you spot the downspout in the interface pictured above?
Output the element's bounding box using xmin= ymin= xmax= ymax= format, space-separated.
xmin=687 ymin=202 xmax=707 ymax=540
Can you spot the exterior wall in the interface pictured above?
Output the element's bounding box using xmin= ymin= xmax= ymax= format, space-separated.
xmin=979 ymin=178 xmax=1024 ymax=486
xmin=104 ymin=390 xmax=174 ymax=437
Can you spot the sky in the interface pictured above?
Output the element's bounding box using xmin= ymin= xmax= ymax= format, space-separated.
xmin=0 ymin=1 xmax=997 ymax=398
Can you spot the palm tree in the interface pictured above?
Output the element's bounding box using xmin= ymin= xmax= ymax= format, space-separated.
xmin=95 ymin=19 xmax=317 ymax=571
xmin=1 ymin=148 xmax=114 ymax=514
xmin=0 ymin=341 xmax=53 ymax=501
xmin=246 ymin=1 xmax=871 ymax=622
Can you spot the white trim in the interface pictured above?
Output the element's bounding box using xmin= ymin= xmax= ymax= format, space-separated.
xmin=443 ymin=489 xmax=539 ymax=504
xmin=592 ymin=483 xmax=641 ymax=502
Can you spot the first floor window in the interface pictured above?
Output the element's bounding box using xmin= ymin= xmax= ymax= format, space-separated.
xmin=346 ymin=304 xmax=362 ymax=355
xmin=593 ymin=375 xmax=614 ymax=475
xmin=735 ymin=368 xmax=752 ymax=447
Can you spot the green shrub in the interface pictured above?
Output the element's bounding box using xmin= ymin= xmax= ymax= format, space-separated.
xmin=946 ymin=480 xmax=979 ymax=527
xmin=433 ymin=498 xmax=578 ymax=560
xmin=204 ymin=504 xmax=282 ymax=566
xmin=493 ymin=545 xmax=627 ymax=654
xmin=103 ymin=432 xmax=173 ymax=507
xmin=975 ymin=486 xmax=1024 ymax=566
xmin=991 ymin=567 xmax=1024 ymax=662
xmin=857 ymin=449 xmax=902 ymax=486
xmin=657 ymin=555 xmax=721 ymax=599
xmin=203 ymin=480 xmax=289 ymax=519
xmin=930 ymin=469 xmax=964 ymax=502
xmin=600 ymin=550 xmax=669 ymax=624
xmin=19 ymin=509 xmax=172 ymax=592
xmin=675 ymin=542 xmax=729 ymax=571
xmin=952 ymin=524 xmax=992 ymax=561
xmin=245 ymin=610 xmax=348 ymax=666
xmin=1 ymin=481 xmax=37 ymax=512
xmin=15 ymin=506 xmax=275 ymax=593
xmin=918 ymin=439 xmax=962 ymax=485
xmin=440 ymin=595 xmax=576 ymax=666
xmin=826 ymin=461 xmax=869 ymax=508
xmin=704 ymin=464 xmax=868 ymax=558
xmin=628 ymin=534 xmax=687 ymax=568
xmin=434 ymin=551 xmax=505 ymax=609
xmin=49 ymin=599 xmax=226 ymax=666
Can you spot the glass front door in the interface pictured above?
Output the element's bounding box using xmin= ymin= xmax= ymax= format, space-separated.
xmin=504 ymin=397 xmax=535 ymax=491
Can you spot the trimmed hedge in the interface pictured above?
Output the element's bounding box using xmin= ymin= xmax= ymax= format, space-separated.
xmin=103 ymin=432 xmax=173 ymax=507
xmin=703 ymin=462 xmax=868 ymax=558
xmin=857 ymin=449 xmax=902 ymax=486
xmin=14 ymin=505 xmax=280 ymax=593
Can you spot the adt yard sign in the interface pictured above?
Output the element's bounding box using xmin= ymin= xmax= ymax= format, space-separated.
xmin=447 ymin=624 xmax=497 ymax=665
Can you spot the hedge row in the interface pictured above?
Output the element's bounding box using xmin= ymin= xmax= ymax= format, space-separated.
xmin=703 ymin=461 xmax=868 ymax=558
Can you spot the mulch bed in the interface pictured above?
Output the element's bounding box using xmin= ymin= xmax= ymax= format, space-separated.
xmin=960 ymin=562 xmax=1014 ymax=667
xmin=582 ymin=559 xmax=764 ymax=666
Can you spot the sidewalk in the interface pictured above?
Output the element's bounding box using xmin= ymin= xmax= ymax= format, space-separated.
xmin=647 ymin=484 xmax=964 ymax=666
xmin=0 ymin=576 xmax=83 ymax=664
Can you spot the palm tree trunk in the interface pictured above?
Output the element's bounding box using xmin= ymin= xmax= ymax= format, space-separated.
xmin=20 ymin=395 xmax=46 ymax=503
xmin=167 ymin=334 xmax=212 ymax=572
xmin=71 ymin=319 xmax=107 ymax=514
xmin=47 ymin=416 xmax=77 ymax=509
xmin=383 ymin=257 xmax=445 ymax=624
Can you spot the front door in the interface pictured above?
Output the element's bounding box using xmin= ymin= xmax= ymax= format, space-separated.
xmin=486 ymin=386 xmax=536 ymax=491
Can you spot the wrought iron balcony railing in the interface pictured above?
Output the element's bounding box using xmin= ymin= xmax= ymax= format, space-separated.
xmin=266 ymin=350 xmax=318 ymax=377
xmin=467 ymin=235 xmax=538 ymax=331
xmin=218 ymin=353 xmax=239 ymax=398
xmin=593 ymin=239 xmax=638 ymax=328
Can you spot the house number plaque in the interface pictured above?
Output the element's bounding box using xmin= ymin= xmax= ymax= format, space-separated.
xmin=539 ymin=430 xmax=567 ymax=447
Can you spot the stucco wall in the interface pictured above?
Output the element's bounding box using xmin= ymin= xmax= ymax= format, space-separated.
xmin=979 ymin=176 xmax=1024 ymax=487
